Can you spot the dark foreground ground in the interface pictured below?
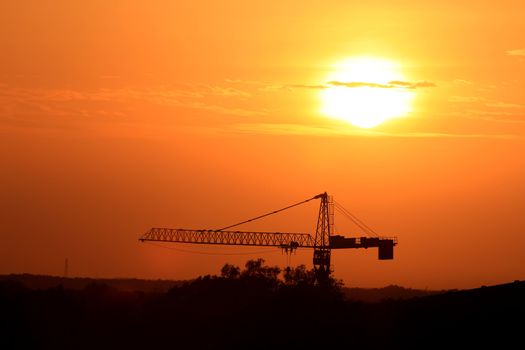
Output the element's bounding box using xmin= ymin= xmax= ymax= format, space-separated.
xmin=1 ymin=262 xmax=523 ymax=349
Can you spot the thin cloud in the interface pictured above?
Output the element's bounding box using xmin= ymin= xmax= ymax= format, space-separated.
xmin=448 ymin=96 xmax=524 ymax=109
xmin=328 ymin=81 xmax=392 ymax=89
xmin=229 ymin=123 xmax=517 ymax=139
xmin=485 ymin=102 xmax=524 ymax=108
xmin=198 ymin=85 xmax=251 ymax=97
xmin=0 ymin=85 xmax=261 ymax=123
xmin=464 ymin=109 xmax=517 ymax=117
xmin=449 ymin=96 xmax=486 ymax=103
xmin=183 ymin=102 xmax=265 ymax=117
xmin=463 ymin=115 xmax=525 ymax=125
xmin=258 ymin=83 xmax=328 ymax=92
xmin=388 ymin=81 xmax=436 ymax=89
xmin=1 ymin=84 xmax=251 ymax=102
xmin=227 ymin=78 xmax=436 ymax=91
xmin=453 ymin=79 xmax=473 ymax=85
xmin=506 ymin=49 xmax=525 ymax=56
xmin=287 ymin=84 xmax=328 ymax=89
xmin=327 ymin=80 xmax=435 ymax=89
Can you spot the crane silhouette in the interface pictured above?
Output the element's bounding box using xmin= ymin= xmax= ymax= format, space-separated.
xmin=139 ymin=192 xmax=397 ymax=285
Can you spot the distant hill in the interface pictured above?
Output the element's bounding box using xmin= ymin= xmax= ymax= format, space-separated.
xmin=0 ymin=274 xmax=184 ymax=293
xmin=343 ymin=284 xmax=449 ymax=302
xmin=0 ymin=273 xmax=445 ymax=300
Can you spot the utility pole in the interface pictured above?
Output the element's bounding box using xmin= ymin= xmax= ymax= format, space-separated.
xmin=64 ymin=258 xmax=69 ymax=278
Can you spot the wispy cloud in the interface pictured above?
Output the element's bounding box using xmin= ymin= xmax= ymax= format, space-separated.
xmin=229 ymin=123 xmax=518 ymax=139
xmin=463 ymin=109 xmax=518 ymax=117
xmin=453 ymin=79 xmax=473 ymax=85
xmin=463 ymin=115 xmax=525 ymax=125
xmin=457 ymin=109 xmax=525 ymax=125
xmin=449 ymin=96 xmax=524 ymax=109
xmin=506 ymin=49 xmax=525 ymax=56
xmin=485 ymin=102 xmax=524 ymax=108
xmin=449 ymin=96 xmax=486 ymax=103
xmin=327 ymin=81 xmax=391 ymax=89
xmin=181 ymin=102 xmax=265 ymax=117
xmin=387 ymin=81 xmax=436 ymax=89
xmin=286 ymin=84 xmax=328 ymax=90
xmin=447 ymin=108 xmax=525 ymax=125
xmin=196 ymin=85 xmax=251 ymax=98
xmin=228 ymin=78 xmax=436 ymax=91
xmin=0 ymin=84 xmax=251 ymax=103
xmin=0 ymin=84 xmax=259 ymax=121
xmin=299 ymin=80 xmax=436 ymax=90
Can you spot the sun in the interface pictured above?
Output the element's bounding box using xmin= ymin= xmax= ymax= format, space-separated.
xmin=320 ymin=57 xmax=414 ymax=128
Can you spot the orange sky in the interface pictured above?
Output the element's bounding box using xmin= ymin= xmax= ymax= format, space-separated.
xmin=1 ymin=0 xmax=524 ymax=289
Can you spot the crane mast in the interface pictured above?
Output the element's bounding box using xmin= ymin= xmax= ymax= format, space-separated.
xmin=139 ymin=192 xmax=397 ymax=285
xmin=312 ymin=192 xmax=332 ymax=284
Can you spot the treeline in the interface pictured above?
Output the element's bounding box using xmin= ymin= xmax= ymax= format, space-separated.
xmin=0 ymin=274 xmax=183 ymax=293
xmin=0 ymin=264 xmax=442 ymax=302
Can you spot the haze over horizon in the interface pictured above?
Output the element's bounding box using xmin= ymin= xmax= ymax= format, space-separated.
xmin=1 ymin=0 xmax=524 ymax=290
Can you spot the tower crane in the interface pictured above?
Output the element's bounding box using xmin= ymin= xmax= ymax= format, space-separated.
xmin=139 ymin=192 xmax=397 ymax=285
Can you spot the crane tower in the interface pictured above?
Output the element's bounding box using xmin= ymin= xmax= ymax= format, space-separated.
xmin=139 ymin=192 xmax=397 ymax=285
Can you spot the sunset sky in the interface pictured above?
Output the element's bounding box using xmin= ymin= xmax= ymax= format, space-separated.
xmin=1 ymin=0 xmax=524 ymax=289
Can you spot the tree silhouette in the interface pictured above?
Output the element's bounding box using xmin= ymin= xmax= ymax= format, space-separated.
xmin=220 ymin=264 xmax=240 ymax=279
xmin=217 ymin=258 xmax=344 ymax=290
xmin=283 ymin=265 xmax=316 ymax=286
xmin=241 ymin=258 xmax=280 ymax=280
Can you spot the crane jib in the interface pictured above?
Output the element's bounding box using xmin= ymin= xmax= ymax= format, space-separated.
xmin=139 ymin=228 xmax=397 ymax=259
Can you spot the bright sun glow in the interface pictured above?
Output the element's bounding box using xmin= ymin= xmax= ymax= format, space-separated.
xmin=320 ymin=57 xmax=414 ymax=128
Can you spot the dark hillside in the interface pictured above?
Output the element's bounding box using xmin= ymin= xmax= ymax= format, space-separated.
xmin=343 ymin=284 xmax=447 ymax=302
xmin=1 ymin=263 xmax=523 ymax=349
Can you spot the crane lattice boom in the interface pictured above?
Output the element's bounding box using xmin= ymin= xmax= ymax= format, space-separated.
xmin=140 ymin=228 xmax=314 ymax=248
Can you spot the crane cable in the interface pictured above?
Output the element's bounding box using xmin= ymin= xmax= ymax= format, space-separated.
xmin=334 ymin=202 xmax=371 ymax=235
xmin=334 ymin=201 xmax=378 ymax=237
xmin=334 ymin=203 xmax=376 ymax=237
xmin=215 ymin=193 xmax=323 ymax=231
xmin=143 ymin=241 xmax=282 ymax=256
xmin=333 ymin=200 xmax=379 ymax=237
